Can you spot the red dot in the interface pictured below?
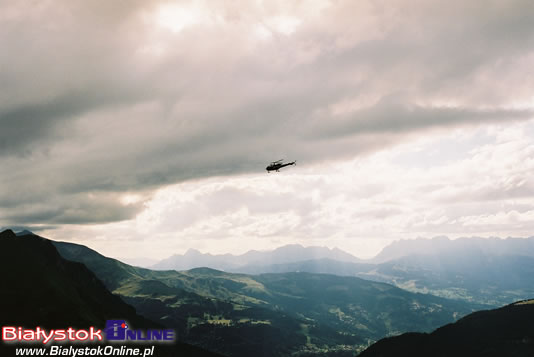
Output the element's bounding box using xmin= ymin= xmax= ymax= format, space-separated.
xmin=121 ymin=323 xmax=126 ymax=328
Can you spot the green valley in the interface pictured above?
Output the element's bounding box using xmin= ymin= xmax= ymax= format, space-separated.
xmin=54 ymin=239 xmax=479 ymax=356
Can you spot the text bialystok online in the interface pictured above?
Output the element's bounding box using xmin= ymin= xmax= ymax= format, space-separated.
xmin=2 ymin=320 xmax=175 ymax=344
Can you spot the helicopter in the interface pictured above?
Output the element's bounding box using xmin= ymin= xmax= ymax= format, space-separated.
xmin=266 ymin=159 xmax=296 ymax=172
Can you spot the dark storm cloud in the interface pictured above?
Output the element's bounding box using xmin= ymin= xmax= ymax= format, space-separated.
xmin=0 ymin=90 xmax=136 ymax=157
xmin=1 ymin=0 xmax=533 ymax=227
xmin=313 ymin=101 xmax=534 ymax=139
xmin=0 ymin=191 xmax=143 ymax=225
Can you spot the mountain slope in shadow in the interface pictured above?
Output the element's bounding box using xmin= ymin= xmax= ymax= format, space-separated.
xmin=359 ymin=300 xmax=534 ymax=357
xmin=0 ymin=229 xmax=223 ymax=357
xmin=0 ymin=229 xmax=145 ymax=328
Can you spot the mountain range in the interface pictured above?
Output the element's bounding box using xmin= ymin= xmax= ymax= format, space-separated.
xmin=232 ymin=254 xmax=534 ymax=306
xmin=47 ymin=232 xmax=485 ymax=356
xmin=152 ymin=244 xmax=361 ymax=271
xmin=371 ymin=236 xmax=534 ymax=263
xmin=4 ymin=229 xmax=534 ymax=356
xmin=151 ymin=236 xmax=534 ymax=306
xmin=150 ymin=236 xmax=534 ymax=272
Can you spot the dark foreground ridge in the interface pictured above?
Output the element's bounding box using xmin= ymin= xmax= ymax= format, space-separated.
xmin=0 ymin=229 xmax=223 ymax=357
xmin=359 ymin=299 xmax=534 ymax=357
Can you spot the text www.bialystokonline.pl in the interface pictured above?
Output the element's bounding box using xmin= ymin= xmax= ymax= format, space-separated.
xmin=14 ymin=345 xmax=156 ymax=356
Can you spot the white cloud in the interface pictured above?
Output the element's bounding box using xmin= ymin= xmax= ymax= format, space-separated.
xmin=39 ymin=119 xmax=534 ymax=260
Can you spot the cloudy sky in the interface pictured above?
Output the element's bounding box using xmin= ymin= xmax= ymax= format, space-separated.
xmin=1 ymin=0 xmax=533 ymax=263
